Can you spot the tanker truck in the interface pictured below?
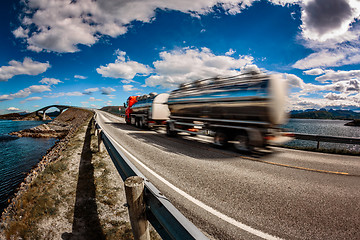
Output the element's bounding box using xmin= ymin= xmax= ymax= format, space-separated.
xmin=125 ymin=93 xmax=170 ymax=128
xmin=165 ymin=71 xmax=292 ymax=151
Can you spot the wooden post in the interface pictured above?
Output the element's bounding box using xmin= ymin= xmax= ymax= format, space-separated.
xmin=124 ymin=176 xmax=150 ymax=240
xmin=317 ymin=141 xmax=320 ymax=149
xmin=97 ymin=130 xmax=104 ymax=152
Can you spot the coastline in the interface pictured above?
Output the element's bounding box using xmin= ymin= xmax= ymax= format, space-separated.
xmin=0 ymin=109 xmax=93 ymax=222
xmin=0 ymin=109 xmax=160 ymax=239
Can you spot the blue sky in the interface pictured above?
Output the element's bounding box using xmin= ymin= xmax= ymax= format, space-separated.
xmin=1 ymin=0 xmax=360 ymax=114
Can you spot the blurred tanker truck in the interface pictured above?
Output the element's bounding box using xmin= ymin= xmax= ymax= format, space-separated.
xmin=125 ymin=93 xmax=170 ymax=128
xmin=165 ymin=71 xmax=292 ymax=151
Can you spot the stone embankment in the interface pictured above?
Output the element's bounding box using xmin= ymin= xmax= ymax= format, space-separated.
xmin=0 ymin=108 xmax=93 ymax=237
xmin=10 ymin=108 xmax=90 ymax=138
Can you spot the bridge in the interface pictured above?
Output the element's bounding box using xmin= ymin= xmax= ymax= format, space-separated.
xmin=35 ymin=105 xmax=71 ymax=120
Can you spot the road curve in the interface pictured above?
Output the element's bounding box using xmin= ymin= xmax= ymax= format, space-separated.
xmin=95 ymin=110 xmax=360 ymax=240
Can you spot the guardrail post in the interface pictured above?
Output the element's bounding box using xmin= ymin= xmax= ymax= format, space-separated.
xmin=317 ymin=141 xmax=320 ymax=149
xmin=97 ymin=130 xmax=104 ymax=152
xmin=124 ymin=176 xmax=150 ymax=240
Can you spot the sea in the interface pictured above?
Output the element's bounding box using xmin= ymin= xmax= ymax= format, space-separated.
xmin=0 ymin=120 xmax=56 ymax=213
xmin=0 ymin=118 xmax=359 ymax=214
xmin=283 ymin=119 xmax=360 ymax=152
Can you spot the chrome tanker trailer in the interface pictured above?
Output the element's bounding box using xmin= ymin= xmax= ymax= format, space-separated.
xmin=125 ymin=93 xmax=170 ymax=128
xmin=166 ymin=71 xmax=292 ymax=151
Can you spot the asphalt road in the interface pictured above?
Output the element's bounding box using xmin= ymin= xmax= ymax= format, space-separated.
xmin=95 ymin=110 xmax=360 ymax=240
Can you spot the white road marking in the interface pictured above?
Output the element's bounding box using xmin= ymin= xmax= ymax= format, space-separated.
xmin=97 ymin=112 xmax=282 ymax=240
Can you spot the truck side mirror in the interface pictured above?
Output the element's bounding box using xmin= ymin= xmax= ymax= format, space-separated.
xmin=123 ymin=103 xmax=126 ymax=108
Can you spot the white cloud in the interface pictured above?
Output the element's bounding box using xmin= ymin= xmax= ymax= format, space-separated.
xmin=74 ymin=75 xmax=87 ymax=79
xmin=46 ymin=91 xmax=84 ymax=98
xmin=89 ymin=97 xmax=103 ymax=101
xmin=284 ymin=73 xmax=305 ymax=88
xmin=303 ymin=68 xmax=324 ymax=75
xmin=145 ymin=47 xmax=255 ymax=88
xmin=123 ymin=85 xmax=139 ymax=92
xmin=97 ymin=50 xmax=152 ymax=79
xmin=39 ymin=77 xmax=62 ymax=85
xmin=20 ymin=96 xmax=42 ymax=104
xmin=315 ymin=69 xmax=360 ymax=83
xmin=15 ymin=0 xmax=259 ymax=53
xmin=7 ymin=107 xmax=20 ymax=111
xmin=100 ymin=87 xmax=116 ymax=95
xmin=0 ymin=57 xmax=50 ymax=81
xmin=83 ymin=87 xmax=99 ymax=94
xmin=293 ymin=47 xmax=360 ymax=69
xmin=225 ymin=48 xmax=236 ymax=56
xmin=0 ymin=85 xmax=51 ymax=102
xmin=286 ymin=68 xmax=360 ymax=110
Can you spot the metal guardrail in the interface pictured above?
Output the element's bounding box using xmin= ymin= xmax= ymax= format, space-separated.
xmin=294 ymin=133 xmax=360 ymax=149
xmin=93 ymin=114 xmax=208 ymax=240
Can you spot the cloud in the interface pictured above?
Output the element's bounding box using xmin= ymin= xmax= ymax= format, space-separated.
xmin=293 ymin=0 xmax=360 ymax=69
xmin=7 ymin=107 xmax=20 ymax=111
xmin=15 ymin=0 xmax=259 ymax=53
xmin=46 ymin=91 xmax=84 ymax=98
xmin=303 ymin=68 xmax=324 ymax=75
xmin=300 ymin=0 xmax=359 ymax=42
xmin=83 ymin=87 xmax=99 ymax=95
xmin=123 ymin=85 xmax=139 ymax=92
xmin=286 ymin=68 xmax=360 ymax=110
xmin=74 ymin=75 xmax=87 ymax=79
xmin=293 ymin=47 xmax=360 ymax=69
xmin=89 ymin=97 xmax=103 ymax=101
xmin=39 ymin=77 xmax=62 ymax=85
xmin=315 ymin=69 xmax=360 ymax=83
xmin=97 ymin=50 xmax=152 ymax=79
xmin=145 ymin=47 xmax=255 ymax=88
xmin=0 ymin=57 xmax=50 ymax=81
xmin=100 ymin=87 xmax=116 ymax=95
xmin=284 ymin=73 xmax=305 ymax=88
xmin=20 ymin=96 xmax=42 ymax=104
xmin=0 ymin=85 xmax=51 ymax=102
xmin=324 ymin=92 xmax=347 ymax=100
xmin=225 ymin=48 xmax=236 ymax=56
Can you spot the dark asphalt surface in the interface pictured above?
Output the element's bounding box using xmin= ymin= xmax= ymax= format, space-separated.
xmin=96 ymin=111 xmax=360 ymax=240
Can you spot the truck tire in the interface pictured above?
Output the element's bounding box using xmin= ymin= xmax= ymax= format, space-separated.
xmin=166 ymin=122 xmax=177 ymax=137
xmin=139 ymin=118 xmax=144 ymax=128
xmin=233 ymin=132 xmax=251 ymax=152
xmin=135 ymin=118 xmax=140 ymax=128
xmin=213 ymin=130 xmax=228 ymax=148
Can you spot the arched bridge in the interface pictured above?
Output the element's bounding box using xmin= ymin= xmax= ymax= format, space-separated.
xmin=35 ymin=105 xmax=71 ymax=120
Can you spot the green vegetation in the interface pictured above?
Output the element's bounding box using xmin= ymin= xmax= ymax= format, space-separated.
xmin=290 ymin=109 xmax=360 ymax=120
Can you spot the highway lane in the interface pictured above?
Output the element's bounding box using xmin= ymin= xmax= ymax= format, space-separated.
xmin=95 ymin=110 xmax=360 ymax=240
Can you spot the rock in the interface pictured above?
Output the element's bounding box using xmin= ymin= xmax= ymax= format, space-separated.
xmin=345 ymin=119 xmax=360 ymax=126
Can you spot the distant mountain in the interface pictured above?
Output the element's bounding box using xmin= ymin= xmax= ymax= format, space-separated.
xmin=290 ymin=109 xmax=360 ymax=120
xmin=100 ymin=106 xmax=125 ymax=115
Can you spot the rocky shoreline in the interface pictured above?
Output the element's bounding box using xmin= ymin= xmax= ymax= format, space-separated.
xmin=0 ymin=108 xmax=93 ymax=232
xmin=9 ymin=108 xmax=90 ymax=138
xmin=0 ymin=112 xmax=51 ymax=121
xmin=345 ymin=119 xmax=360 ymax=126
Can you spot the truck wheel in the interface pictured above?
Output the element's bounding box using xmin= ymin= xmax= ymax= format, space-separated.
xmin=233 ymin=133 xmax=250 ymax=152
xmin=213 ymin=131 xmax=228 ymax=148
xmin=139 ymin=118 xmax=144 ymax=128
xmin=166 ymin=122 xmax=177 ymax=137
xmin=135 ymin=119 xmax=140 ymax=128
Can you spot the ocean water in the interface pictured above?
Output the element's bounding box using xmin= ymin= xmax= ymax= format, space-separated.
xmin=283 ymin=119 xmax=360 ymax=152
xmin=0 ymin=120 xmax=56 ymax=212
